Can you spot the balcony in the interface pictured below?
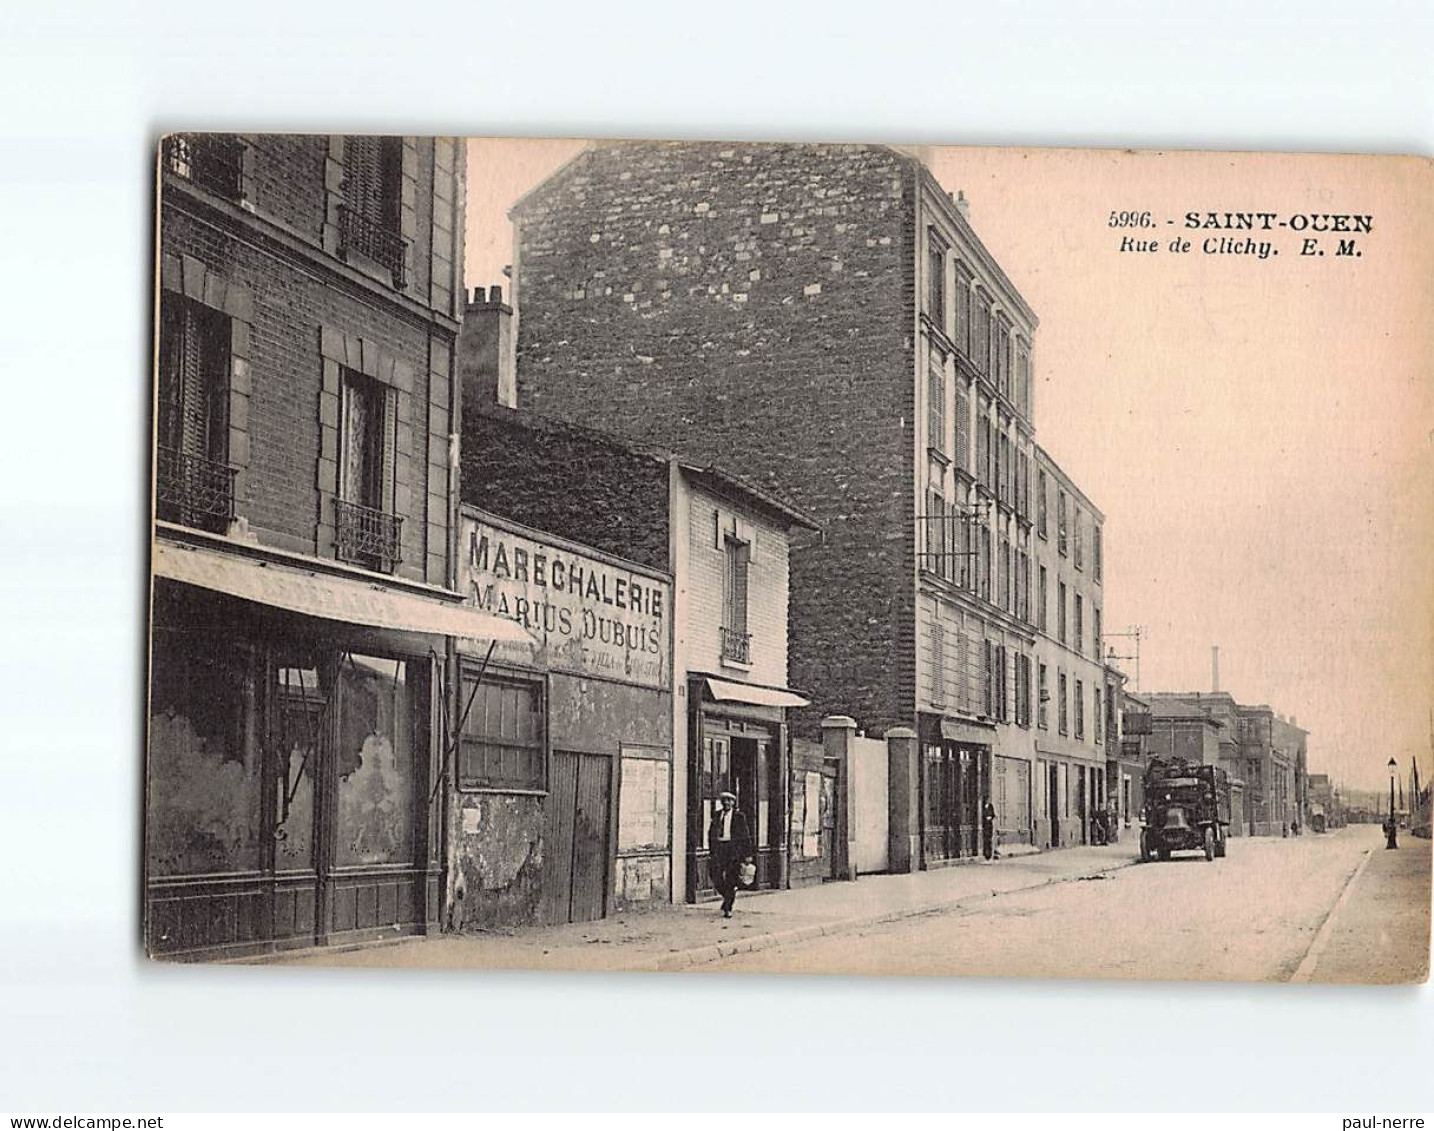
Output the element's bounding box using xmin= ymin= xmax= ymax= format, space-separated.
xmin=162 ymin=134 xmax=246 ymax=201
xmin=334 ymin=498 xmax=402 ymax=573
xmin=720 ymin=625 xmax=751 ymax=666
xmin=156 ymin=447 xmax=236 ymax=534
xmin=338 ymin=204 xmax=407 ymax=289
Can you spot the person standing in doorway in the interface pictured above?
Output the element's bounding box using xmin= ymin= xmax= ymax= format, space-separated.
xmin=709 ymin=790 xmax=754 ymax=918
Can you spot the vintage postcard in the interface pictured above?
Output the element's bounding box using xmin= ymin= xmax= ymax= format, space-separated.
xmin=146 ymin=135 xmax=1432 ymax=982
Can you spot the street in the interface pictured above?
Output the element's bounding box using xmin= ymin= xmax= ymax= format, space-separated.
xmin=706 ymin=825 xmax=1430 ymax=982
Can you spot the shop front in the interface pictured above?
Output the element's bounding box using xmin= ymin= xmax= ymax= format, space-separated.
xmin=686 ymin=676 xmax=808 ymax=901
xmin=145 ymin=537 xmax=528 ymax=960
xmin=451 ymin=510 xmax=674 ymax=929
xmin=918 ymin=716 xmax=994 ymax=865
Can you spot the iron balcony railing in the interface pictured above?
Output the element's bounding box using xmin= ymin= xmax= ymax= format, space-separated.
xmin=334 ymin=497 xmax=402 ymax=572
xmin=720 ymin=625 xmax=751 ymax=666
xmin=163 ymin=134 xmax=246 ymax=201
xmin=156 ymin=447 xmax=237 ymax=534
xmin=338 ymin=204 xmax=407 ymax=289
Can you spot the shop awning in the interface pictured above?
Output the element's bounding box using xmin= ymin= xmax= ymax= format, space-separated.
xmin=940 ymin=718 xmax=996 ymax=743
xmin=703 ymin=676 xmax=810 ymax=710
xmin=153 ymin=539 xmax=534 ymax=647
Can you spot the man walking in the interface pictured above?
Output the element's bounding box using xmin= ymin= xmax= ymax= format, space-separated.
xmin=709 ymin=790 xmax=754 ymax=918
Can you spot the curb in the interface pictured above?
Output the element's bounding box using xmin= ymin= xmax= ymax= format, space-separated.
xmin=648 ymin=856 xmax=1140 ymax=971
xmin=1288 ymin=847 xmax=1373 ymax=983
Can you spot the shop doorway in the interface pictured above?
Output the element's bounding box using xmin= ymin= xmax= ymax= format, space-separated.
xmin=1048 ymin=763 xmax=1061 ymax=848
xmin=542 ymin=751 xmax=613 ymax=925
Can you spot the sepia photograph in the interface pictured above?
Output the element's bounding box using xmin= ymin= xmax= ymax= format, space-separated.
xmin=6 ymin=0 xmax=1434 ymax=1117
xmin=146 ymin=134 xmax=1432 ymax=984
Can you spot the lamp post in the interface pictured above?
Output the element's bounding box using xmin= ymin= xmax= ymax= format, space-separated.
xmin=1386 ymin=757 xmax=1399 ymax=849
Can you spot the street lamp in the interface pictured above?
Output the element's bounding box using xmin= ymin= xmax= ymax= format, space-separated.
xmin=1386 ymin=757 xmax=1399 ymax=850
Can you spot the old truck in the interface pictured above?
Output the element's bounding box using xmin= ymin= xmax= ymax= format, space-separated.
xmin=1139 ymin=757 xmax=1231 ymax=862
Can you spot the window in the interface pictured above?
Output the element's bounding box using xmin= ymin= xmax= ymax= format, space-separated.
xmin=954 ymin=263 xmax=973 ymax=355
xmin=1075 ymin=680 xmax=1086 ymax=740
xmin=930 ymin=621 xmax=945 ymax=706
xmin=1057 ymin=581 xmax=1067 ymax=645
xmin=979 ymin=526 xmax=992 ymax=600
xmin=156 ymin=293 xmax=234 ymax=533
xmin=1058 ymin=671 xmax=1068 ymax=735
xmin=722 ymin=535 xmax=751 ymax=664
xmin=998 ymin=433 xmax=1011 ymax=505
xmin=955 ymin=384 xmax=970 ymax=472
xmin=1016 ymin=654 xmax=1031 ymax=728
xmin=340 ymin=135 xmax=406 ymax=287
xmin=924 ymin=489 xmax=946 ymax=576
xmin=998 ymin=537 xmax=1010 ymax=610
xmin=1094 ymin=607 xmax=1103 ymax=662
xmin=1037 ymin=469 xmax=1048 ymax=537
xmin=1058 ymin=490 xmax=1069 ymax=556
xmin=1074 ymin=594 xmax=1084 ymax=655
xmin=162 ymin=134 xmax=246 ymax=201
xmin=997 ymin=646 xmax=1009 ymax=722
xmin=1095 ymin=688 xmax=1104 ymax=744
xmin=1094 ymin=523 xmax=1103 ymax=582
xmin=1074 ymin=506 xmax=1084 ymax=569
xmin=336 ymin=368 xmax=401 ymax=571
xmin=975 ymin=291 xmax=992 ymax=375
xmin=1038 ymin=566 xmax=1048 ymax=632
xmin=927 ymin=347 xmax=945 ymax=449
xmin=977 ymin=414 xmax=991 ymax=490
xmin=1038 ymin=663 xmax=1049 ymax=729
xmin=927 ymin=232 xmax=947 ymax=331
xmin=458 ymin=672 xmax=546 ymax=792
xmin=983 ymin=640 xmax=995 ymax=718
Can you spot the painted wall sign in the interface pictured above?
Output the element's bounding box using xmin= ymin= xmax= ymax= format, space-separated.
xmin=459 ymin=512 xmax=671 ymax=690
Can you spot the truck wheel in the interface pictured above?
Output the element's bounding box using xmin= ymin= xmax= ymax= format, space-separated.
xmin=1157 ymin=847 xmax=1170 ymax=862
xmin=1139 ymin=830 xmax=1151 ymax=863
xmin=1204 ymin=827 xmax=1215 ymax=861
xmin=1215 ymin=829 xmax=1227 ymax=858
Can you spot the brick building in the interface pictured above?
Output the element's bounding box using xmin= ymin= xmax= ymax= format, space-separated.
xmin=454 ymin=401 xmax=816 ymax=907
xmin=146 ymin=134 xmax=526 ymax=959
xmin=503 ymin=140 xmax=1110 ymax=866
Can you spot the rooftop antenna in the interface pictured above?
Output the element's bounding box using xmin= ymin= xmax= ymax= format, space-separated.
xmin=1104 ymin=625 xmax=1144 ymax=691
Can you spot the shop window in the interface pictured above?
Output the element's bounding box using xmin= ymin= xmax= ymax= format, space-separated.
xmin=336 ymin=368 xmax=401 ymax=572
xmin=156 ymin=293 xmax=234 ymax=533
xmin=336 ymin=654 xmax=417 ymax=866
xmin=273 ymin=657 xmax=325 ymax=871
xmin=146 ymin=630 xmax=261 ymax=876
xmin=458 ymin=672 xmax=546 ymax=792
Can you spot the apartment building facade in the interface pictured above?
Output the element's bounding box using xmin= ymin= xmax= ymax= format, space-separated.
xmin=145 ymin=134 xmax=529 ymax=959
xmin=504 ymin=140 xmax=1111 ymax=864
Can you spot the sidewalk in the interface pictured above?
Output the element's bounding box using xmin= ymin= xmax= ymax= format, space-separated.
xmin=260 ymin=837 xmax=1142 ymax=973
xmin=1301 ymin=833 xmax=1431 ymax=985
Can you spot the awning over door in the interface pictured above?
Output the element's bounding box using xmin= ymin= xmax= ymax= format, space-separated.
xmin=703 ymin=676 xmax=811 ymax=710
xmin=152 ymin=538 xmax=534 ymax=647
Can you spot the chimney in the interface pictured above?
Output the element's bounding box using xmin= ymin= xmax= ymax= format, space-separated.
xmin=954 ymin=190 xmax=970 ymax=219
xmin=458 ymin=282 xmax=516 ymax=411
xmin=1211 ymin=645 xmax=1220 ymax=693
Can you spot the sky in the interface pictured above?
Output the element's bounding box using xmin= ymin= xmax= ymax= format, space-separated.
xmin=464 ymin=139 xmax=1434 ymax=793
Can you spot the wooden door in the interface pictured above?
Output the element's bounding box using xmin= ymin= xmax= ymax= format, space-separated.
xmin=570 ymin=754 xmax=612 ymax=923
xmin=543 ymin=751 xmax=612 ymax=925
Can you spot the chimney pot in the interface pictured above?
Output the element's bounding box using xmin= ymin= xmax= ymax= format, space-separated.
xmin=471 ymin=286 xmax=486 ymax=305
xmin=490 ymin=284 xmax=503 ymax=305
